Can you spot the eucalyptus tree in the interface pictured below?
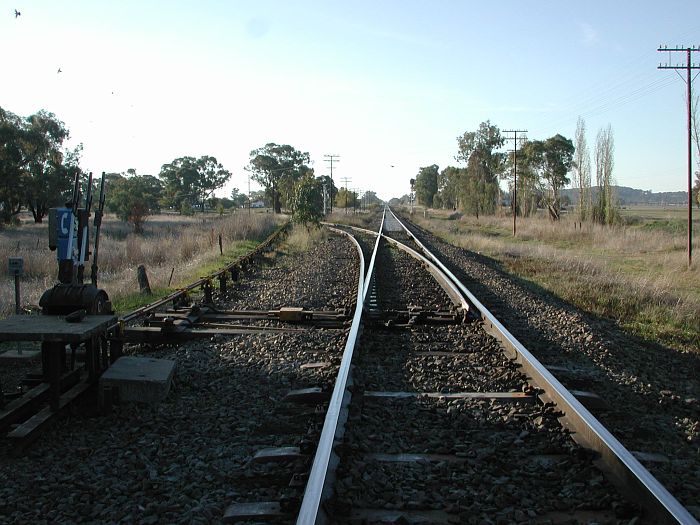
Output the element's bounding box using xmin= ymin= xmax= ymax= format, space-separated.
xmin=107 ymin=172 xmax=163 ymax=233
xmin=455 ymin=121 xmax=505 ymax=216
xmin=159 ymin=155 xmax=231 ymax=211
xmin=414 ymin=164 xmax=439 ymax=207
xmin=246 ymin=143 xmax=311 ymax=214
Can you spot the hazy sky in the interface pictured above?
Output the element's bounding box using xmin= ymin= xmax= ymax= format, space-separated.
xmin=2 ymin=1 xmax=699 ymax=200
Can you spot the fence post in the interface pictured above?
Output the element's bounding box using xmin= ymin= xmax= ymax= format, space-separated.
xmin=137 ymin=265 xmax=152 ymax=295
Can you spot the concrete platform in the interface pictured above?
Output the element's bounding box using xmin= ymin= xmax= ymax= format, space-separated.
xmin=99 ymin=356 xmax=176 ymax=404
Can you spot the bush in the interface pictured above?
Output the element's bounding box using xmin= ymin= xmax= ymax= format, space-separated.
xmin=180 ymin=201 xmax=194 ymax=216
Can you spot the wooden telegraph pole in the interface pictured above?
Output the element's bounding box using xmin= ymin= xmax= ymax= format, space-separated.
xmin=658 ymin=45 xmax=699 ymax=267
xmin=324 ymin=154 xmax=340 ymax=213
xmin=503 ymin=130 xmax=527 ymax=236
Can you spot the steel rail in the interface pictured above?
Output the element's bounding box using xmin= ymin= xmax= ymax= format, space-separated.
xmin=114 ymin=221 xmax=290 ymax=329
xmin=325 ymin=211 xmax=468 ymax=310
xmin=387 ymin=207 xmax=698 ymax=525
xmin=361 ymin=208 xmax=385 ymax=302
xmin=296 ymin=219 xmax=379 ymax=525
xmin=380 ymin=233 xmax=470 ymax=312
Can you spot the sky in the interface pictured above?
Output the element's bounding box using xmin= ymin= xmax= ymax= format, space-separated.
xmin=1 ymin=0 xmax=699 ymax=201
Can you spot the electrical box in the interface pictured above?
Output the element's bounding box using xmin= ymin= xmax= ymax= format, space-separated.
xmin=8 ymin=257 xmax=24 ymax=276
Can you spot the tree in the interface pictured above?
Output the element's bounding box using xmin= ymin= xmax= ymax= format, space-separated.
xmin=107 ymin=173 xmax=163 ymax=233
xmin=159 ymin=156 xmax=231 ymax=211
xmin=455 ymin=121 xmax=505 ymax=216
xmin=335 ymin=187 xmax=355 ymax=209
xmin=22 ymin=111 xmax=73 ymax=223
xmin=540 ymin=134 xmax=574 ymax=220
xmin=573 ymin=117 xmax=592 ymax=221
xmin=461 ymin=150 xmax=499 ymax=218
xmin=290 ymin=174 xmax=324 ymax=225
xmin=593 ymin=125 xmax=617 ymax=225
xmin=437 ymin=166 xmax=463 ymax=210
xmin=230 ymin=188 xmax=248 ymax=208
xmin=316 ymin=175 xmax=338 ymax=210
xmin=0 ymin=107 xmax=26 ymax=224
xmin=414 ymin=164 xmax=439 ymax=207
xmin=361 ymin=190 xmax=381 ymax=207
xmin=504 ymin=143 xmax=540 ymax=217
xmin=246 ymin=143 xmax=311 ymax=214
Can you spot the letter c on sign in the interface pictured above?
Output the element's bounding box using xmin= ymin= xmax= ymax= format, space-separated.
xmin=60 ymin=212 xmax=69 ymax=235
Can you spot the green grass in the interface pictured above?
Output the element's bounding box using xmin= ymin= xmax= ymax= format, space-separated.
xmin=500 ymin=253 xmax=700 ymax=352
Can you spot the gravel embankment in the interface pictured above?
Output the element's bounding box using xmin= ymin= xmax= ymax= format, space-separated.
xmin=401 ymin=215 xmax=700 ymax=518
xmin=0 ymin=231 xmax=358 ymax=524
xmin=329 ymin=237 xmax=639 ymax=524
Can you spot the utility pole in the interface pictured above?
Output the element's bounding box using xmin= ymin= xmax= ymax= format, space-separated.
xmin=324 ymin=154 xmax=340 ymax=213
xmin=341 ymin=177 xmax=351 ymax=214
xmin=503 ymin=130 xmax=528 ymax=236
xmin=658 ymin=45 xmax=700 ymax=267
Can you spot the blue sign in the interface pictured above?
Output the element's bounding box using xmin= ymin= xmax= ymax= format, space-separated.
xmin=55 ymin=208 xmax=75 ymax=261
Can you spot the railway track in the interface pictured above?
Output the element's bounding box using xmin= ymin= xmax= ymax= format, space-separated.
xmin=292 ymin=209 xmax=697 ymax=524
xmin=1 ymin=209 xmax=697 ymax=523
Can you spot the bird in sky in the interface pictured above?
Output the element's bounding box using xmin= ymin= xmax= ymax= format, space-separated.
xmin=57 ymin=68 xmax=62 ymax=74
xmin=14 ymin=9 xmax=21 ymax=17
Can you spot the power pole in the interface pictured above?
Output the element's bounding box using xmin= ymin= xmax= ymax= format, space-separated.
xmin=324 ymin=154 xmax=340 ymax=213
xmin=658 ymin=45 xmax=700 ymax=267
xmin=341 ymin=177 xmax=351 ymax=214
xmin=503 ymin=130 xmax=528 ymax=236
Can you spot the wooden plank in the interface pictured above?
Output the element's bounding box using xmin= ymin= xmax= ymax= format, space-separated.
xmin=8 ymin=380 xmax=93 ymax=447
xmin=0 ymin=315 xmax=116 ymax=342
xmin=0 ymin=383 xmax=49 ymax=431
xmin=0 ymin=368 xmax=82 ymax=431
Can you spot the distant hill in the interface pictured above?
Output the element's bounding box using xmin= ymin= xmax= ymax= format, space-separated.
xmin=561 ymin=186 xmax=688 ymax=206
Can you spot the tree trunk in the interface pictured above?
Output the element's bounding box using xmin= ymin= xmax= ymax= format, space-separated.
xmin=273 ymin=191 xmax=281 ymax=214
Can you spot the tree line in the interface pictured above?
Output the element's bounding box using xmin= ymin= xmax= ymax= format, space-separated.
xmin=410 ymin=118 xmax=623 ymax=225
xmin=0 ymin=107 xmax=82 ymax=224
xmin=0 ymin=106 xmax=236 ymax=232
xmin=1 ymin=106 xmax=381 ymax=233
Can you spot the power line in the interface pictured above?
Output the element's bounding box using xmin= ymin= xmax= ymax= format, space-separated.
xmin=503 ymin=130 xmax=528 ymax=237
xmin=658 ymin=45 xmax=700 ymax=268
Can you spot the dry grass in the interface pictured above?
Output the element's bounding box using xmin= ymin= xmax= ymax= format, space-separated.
xmin=413 ymin=208 xmax=700 ymax=352
xmin=0 ymin=211 xmax=280 ymax=317
xmin=326 ymin=209 xmax=379 ymax=230
xmin=283 ymin=224 xmax=329 ymax=256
